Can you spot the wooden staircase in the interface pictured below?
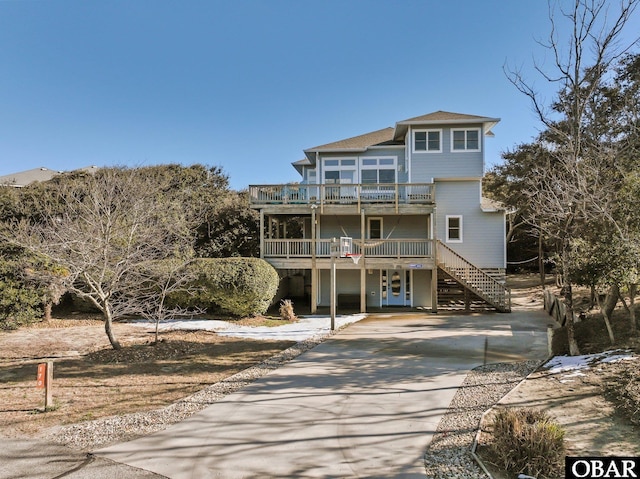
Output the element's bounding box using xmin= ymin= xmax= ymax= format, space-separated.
xmin=436 ymin=240 xmax=511 ymax=312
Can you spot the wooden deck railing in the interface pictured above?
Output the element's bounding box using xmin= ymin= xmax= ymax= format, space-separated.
xmin=249 ymin=183 xmax=434 ymax=207
xmin=437 ymin=240 xmax=511 ymax=312
xmin=263 ymin=239 xmax=433 ymax=259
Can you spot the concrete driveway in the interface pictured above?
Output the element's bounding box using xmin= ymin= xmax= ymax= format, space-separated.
xmin=95 ymin=310 xmax=551 ymax=479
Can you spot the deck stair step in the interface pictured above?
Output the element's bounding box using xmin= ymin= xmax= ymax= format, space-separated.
xmin=437 ymin=271 xmax=491 ymax=311
xmin=436 ymin=240 xmax=511 ymax=312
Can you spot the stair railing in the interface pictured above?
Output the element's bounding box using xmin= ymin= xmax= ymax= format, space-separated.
xmin=436 ymin=240 xmax=511 ymax=312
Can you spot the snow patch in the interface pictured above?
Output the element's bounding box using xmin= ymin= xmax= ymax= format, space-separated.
xmin=545 ymin=350 xmax=636 ymax=379
xmin=128 ymin=314 xmax=368 ymax=342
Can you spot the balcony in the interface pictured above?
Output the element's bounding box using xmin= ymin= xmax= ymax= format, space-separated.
xmin=249 ymin=183 xmax=434 ymax=209
xmin=264 ymin=239 xmax=433 ymax=259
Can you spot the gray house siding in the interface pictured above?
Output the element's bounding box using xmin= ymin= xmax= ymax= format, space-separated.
xmin=317 ymin=268 xmax=433 ymax=308
xmin=435 ymin=180 xmax=505 ymax=269
xmin=409 ymin=125 xmax=484 ymax=181
xmin=317 ymin=215 xmax=429 ymax=240
xmin=412 ymin=269 xmax=432 ymax=307
xmin=319 ymin=270 xmax=360 ymax=306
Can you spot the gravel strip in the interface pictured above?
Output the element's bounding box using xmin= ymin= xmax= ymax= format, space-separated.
xmin=423 ymin=360 xmax=541 ymax=479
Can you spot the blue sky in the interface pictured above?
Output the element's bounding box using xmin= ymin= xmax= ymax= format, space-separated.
xmin=1 ymin=1 xmax=638 ymax=190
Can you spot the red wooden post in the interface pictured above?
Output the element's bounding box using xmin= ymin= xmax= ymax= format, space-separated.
xmin=36 ymin=363 xmax=46 ymax=389
xmin=36 ymin=362 xmax=54 ymax=410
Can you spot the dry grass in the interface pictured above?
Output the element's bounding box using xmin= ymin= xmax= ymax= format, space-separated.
xmin=0 ymin=321 xmax=295 ymax=438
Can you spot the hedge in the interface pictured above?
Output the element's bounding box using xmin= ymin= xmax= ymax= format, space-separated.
xmin=171 ymin=257 xmax=279 ymax=317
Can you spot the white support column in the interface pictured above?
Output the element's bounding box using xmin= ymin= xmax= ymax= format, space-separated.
xmin=360 ymin=209 xmax=366 ymax=313
xmin=259 ymin=210 xmax=265 ymax=259
xmin=311 ymin=206 xmax=317 ymax=314
xmin=431 ymin=210 xmax=438 ymax=313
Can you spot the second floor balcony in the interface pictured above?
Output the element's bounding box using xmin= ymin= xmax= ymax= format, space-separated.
xmin=249 ymin=183 xmax=434 ymax=209
xmin=264 ymin=238 xmax=433 ymax=259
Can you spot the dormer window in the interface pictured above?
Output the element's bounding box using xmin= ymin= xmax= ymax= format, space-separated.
xmin=413 ymin=129 xmax=441 ymax=153
xmin=452 ymin=129 xmax=480 ymax=151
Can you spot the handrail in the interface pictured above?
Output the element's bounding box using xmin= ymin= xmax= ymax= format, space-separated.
xmin=437 ymin=241 xmax=511 ymax=312
xmin=249 ymin=183 xmax=435 ymax=206
xmin=264 ymin=239 xmax=433 ymax=259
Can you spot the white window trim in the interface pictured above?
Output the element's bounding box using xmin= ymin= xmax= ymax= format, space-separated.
xmin=322 ymin=157 xmax=357 ymax=184
xmin=307 ymin=168 xmax=317 ymax=184
xmin=412 ymin=129 xmax=442 ymax=153
xmin=359 ymin=156 xmax=397 ymax=184
xmin=446 ymin=215 xmax=463 ymax=243
xmin=450 ymin=128 xmax=481 ymax=152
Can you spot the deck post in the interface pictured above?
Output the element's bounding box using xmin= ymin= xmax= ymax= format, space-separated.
xmin=259 ymin=210 xmax=264 ymax=259
xmin=360 ymin=209 xmax=366 ymax=313
xmin=431 ymin=211 xmax=438 ymax=313
xmin=311 ymin=205 xmax=317 ymax=314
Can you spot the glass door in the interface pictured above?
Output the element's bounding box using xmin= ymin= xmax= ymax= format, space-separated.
xmin=382 ymin=269 xmax=407 ymax=306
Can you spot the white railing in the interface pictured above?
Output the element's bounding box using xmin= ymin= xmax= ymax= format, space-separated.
xmin=362 ymin=240 xmax=432 ymax=258
xmin=249 ymin=183 xmax=434 ymax=206
xmin=264 ymin=239 xmax=331 ymax=258
xmin=264 ymin=239 xmax=432 ymax=259
xmin=437 ymin=241 xmax=511 ymax=312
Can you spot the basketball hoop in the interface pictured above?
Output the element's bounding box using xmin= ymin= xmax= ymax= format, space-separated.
xmin=345 ymin=253 xmax=362 ymax=265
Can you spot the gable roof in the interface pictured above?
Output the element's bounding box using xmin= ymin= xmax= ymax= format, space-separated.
xmin=304 ymin=127 xmax=396 ymax=160
xmin=294 ymin=111 xmax=501 ymax=170
xmin=292 ymin=158 xmax=312 ymax=175
xmin=393 ymin=110 xmax=500 ymax=140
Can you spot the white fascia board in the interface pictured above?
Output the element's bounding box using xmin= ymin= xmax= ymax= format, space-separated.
xmin=394 ymin=118 xmax=500 ymax=139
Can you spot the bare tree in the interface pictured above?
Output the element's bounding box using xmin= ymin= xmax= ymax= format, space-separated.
xmin=134 ymin=259 xmax=204 ymax=344
xmin=6 ymin=167 xmax=198 ymax=350
xmin=505 ymin=0 xmax=640 ymax=355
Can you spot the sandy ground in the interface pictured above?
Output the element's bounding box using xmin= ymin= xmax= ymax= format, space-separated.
xmin=476 ymin=275 xmax=640 ymax=477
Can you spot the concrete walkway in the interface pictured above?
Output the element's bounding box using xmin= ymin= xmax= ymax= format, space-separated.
xmin=93 ymin=311 xmax=551 ymax=479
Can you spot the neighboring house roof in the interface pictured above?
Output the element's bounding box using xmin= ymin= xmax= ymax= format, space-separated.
xmin=296 ymin=111 xmax=500 ymax=167
xmin=0 ymin=165 xmax=99 ymax=187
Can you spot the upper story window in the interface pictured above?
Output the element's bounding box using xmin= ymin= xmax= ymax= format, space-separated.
xmin=307 ymin=169 xmax=317 ymax=184
xmin=413 ymin=129 xmax=441 ymax=153
xmin=360 ymin=157 xmax=396 ymax=184
xmin=451 ymin=129 xmax=480 ymax=152
xmin=323 ymin=158 xmax=356 ymax=184
xmin=367 ymin=217 xmax=383 ymax=239
xmin=446 ymin=215 xmax=463 ymax=243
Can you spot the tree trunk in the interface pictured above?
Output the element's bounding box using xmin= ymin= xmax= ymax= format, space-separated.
xmin=604 ymin=284 xmax=619 ymax=319
xmin=618 ymin=285 xmax=637 ymax=334
xmin=538 ymin=232 xmax=546 ymax=288
xmin=627 ymin=284 xmax=637 ymax=333
xmin=564 ymin=283 xmax=581 ymax=356
xmin=595 ymin=291 xmax=615 ymax=345
xmin=102 ymin=303 xmax=122 ymax=350
xmin=562 ymin=246 xmax=580 ymax=356
xmin=44 ymin=302 xmax=53 ymax=322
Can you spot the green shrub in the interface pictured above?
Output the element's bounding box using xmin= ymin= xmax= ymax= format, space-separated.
xmin=171 ymin=257 xmax=279 ymax=317
xmin=0 ymin=245 xmax=51 ymax=329
xmin=488 ymin=407 xmax=565 ymax=479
